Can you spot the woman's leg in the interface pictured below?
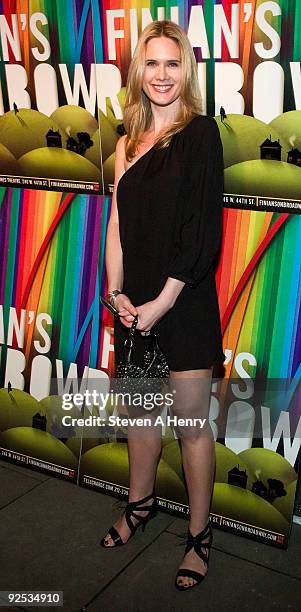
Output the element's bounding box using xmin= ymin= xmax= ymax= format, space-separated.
xmin=169 ymin=368 xmax=215 ymax=588
xmin=102 ymin=402 xmax=162 ymax=546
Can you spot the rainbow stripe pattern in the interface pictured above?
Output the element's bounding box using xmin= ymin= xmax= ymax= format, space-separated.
xmin=0 ymin=189 xmax=111 ymax=374
xmin=216 ymin=210 xmax=300 ymax=417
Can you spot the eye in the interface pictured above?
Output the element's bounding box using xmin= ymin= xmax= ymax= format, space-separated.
xmin=146 ymin=60 xmax=156 ymax=67
xmin=168 ymin=62 xmax=180 ymax=68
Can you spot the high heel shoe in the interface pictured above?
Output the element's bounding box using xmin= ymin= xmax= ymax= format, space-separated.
xmin=175 ymin=522 xmax=212 ymax=590
xmin=100 ymin=491 xmax=157 ymax=547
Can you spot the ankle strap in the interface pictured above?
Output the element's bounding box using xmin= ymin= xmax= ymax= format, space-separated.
xmin=187 ymin=523 xmax=212 ymax=546
xmin=124 ymin=491 xmax=156 ymax=533
xmin=185 ymin=523 xmax=212 ymax=566
xmin=127 ymin=490 xmax=156 ymax=509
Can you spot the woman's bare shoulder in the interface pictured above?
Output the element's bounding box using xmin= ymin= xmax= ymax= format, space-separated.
xmin=115 ymin=134 xmax=127 ymax=159
xmin=114 ymin=134 xmax=127 ymax=176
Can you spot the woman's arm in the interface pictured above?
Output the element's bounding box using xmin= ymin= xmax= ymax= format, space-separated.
xmin=105 ymin=135 xmax=138 ymax=320
xmin=105 ymin=135 xmax=126 ymax=293
xmin=166 ymin=117 xmax=224 ymax=287
xmin=134 ymin=118 xmax=224 ymax=333
xmin=130 ymin=278 xmax=184 ymax=332
xmin=155 ymin=277 xmax=185 ymax=309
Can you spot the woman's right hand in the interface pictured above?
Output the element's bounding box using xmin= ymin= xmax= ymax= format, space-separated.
xmin=115 ymin=293 xmax=138 ymax=327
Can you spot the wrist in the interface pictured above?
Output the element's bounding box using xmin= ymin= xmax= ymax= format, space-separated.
xmin=106 ymin=289 xmax=122 ymax=307
xmin=107 ymin=287 xmax=122 ymax=294
xmin=156 ymin=278 xmax=185 ymax=310
xmin=155 ymin=293 xmax=174 ymax=312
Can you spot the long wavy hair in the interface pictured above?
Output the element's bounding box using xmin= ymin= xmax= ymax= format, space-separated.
xmin=123 ymin=20 xmax=203 ymax=161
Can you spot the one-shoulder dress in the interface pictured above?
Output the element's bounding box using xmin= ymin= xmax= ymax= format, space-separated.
xmin=114 ymin=115 xmax=225 ymax=371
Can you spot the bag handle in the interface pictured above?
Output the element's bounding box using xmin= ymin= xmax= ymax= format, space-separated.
xmin=123 ymin=315 xmax=159 ymax=366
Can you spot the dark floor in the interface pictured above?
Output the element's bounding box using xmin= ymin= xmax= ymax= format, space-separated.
xmin=0 ymin=460 xmax=300 ymax=612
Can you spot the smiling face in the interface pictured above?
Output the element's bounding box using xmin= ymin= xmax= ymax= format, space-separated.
xmin=142 ymin=36 xmax=182 ymax=109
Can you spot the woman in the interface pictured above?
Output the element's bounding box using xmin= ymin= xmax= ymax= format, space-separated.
xmin=101 ymin=20 xmax=225 ymax=591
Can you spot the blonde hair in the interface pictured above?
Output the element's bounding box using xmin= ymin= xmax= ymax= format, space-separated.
xmin=123 ymin=20 xmax=203 ymax=161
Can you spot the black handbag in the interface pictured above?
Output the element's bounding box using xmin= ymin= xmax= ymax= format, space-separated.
xmin=114 ymin=315 xmax=170 ymax=395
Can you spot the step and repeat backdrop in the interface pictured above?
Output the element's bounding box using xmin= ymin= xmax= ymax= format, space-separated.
xmin=0 ymin=0 xmax=300 ymax=548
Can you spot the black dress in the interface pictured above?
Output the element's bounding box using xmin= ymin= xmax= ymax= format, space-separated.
xmin=114 ymin=114 xmax=225 ymax=371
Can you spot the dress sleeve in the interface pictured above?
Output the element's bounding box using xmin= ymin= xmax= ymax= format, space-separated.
xmin=167 ymin=117 xmax=224 ymax=288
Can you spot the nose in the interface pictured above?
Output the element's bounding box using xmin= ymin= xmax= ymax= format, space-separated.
xmin=156 ymin=62 xmax=167 ymax=80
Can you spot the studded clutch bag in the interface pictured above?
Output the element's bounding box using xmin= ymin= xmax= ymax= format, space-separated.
xmin=114 ymin=315 xmax=170 ymax=395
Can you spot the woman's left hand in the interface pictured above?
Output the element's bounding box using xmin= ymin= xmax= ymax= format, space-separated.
xmin=121 ymin=298 xmax=170 ymax=334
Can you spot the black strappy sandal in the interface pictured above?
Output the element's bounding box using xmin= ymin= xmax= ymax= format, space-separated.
xmin=100 ymin=491 xmax=157 ymax=547
xmin=175 ymin=522 xmax=213 ymax=590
